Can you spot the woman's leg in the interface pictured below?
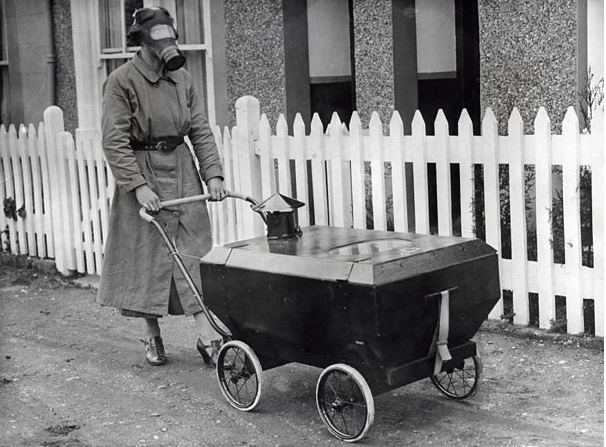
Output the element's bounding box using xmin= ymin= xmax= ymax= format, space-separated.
xmin=193 ymin=311 xmax=229 ymax=366
xmin=144 ymin=318 xmax=161 ymax=339
xmin=142 ymin=318 xmax=166 ymax=365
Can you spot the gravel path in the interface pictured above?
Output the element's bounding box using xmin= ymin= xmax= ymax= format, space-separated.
xmin=0 ymin=266 xmax=603 ymax=446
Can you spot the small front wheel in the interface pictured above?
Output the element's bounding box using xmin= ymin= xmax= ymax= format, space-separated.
xmin=316 ymin=364 xmax=375 ymax=443
xmin=430 ymin=355 xmax=482 ymax=400
xmin=216 ymin=340 xmax=263 ymax=411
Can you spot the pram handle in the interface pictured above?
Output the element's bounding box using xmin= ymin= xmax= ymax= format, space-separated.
xmin=137 ymin=190 xmax=264 ymax=341
xmin=138 ymin=190 xmax=266 ymax=223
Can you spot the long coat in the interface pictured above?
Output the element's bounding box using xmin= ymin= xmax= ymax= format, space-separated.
xmin=96 ymin=52 xmax=223 ymax=316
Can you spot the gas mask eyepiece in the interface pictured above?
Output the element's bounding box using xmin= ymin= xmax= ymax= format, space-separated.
xmin=129 ymin=6 xmax=186 ymax=71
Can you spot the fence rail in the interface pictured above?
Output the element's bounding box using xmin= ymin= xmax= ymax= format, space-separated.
xmin=0 ymin=99 xmax=603 ymax=337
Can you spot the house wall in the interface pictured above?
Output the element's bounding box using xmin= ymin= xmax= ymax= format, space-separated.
xmin=52 ymin=0 xmax=77 ymax=135
xmin=351 ymin=0 xmax=395 ymax=127
xmin=224 ymin=0 xmax=286 ymax=128
xmin=478 ymin=0 xmax=579 ymax=134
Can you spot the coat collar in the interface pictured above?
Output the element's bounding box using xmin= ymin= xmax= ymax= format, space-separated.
xmin=132 ymin=51 xmax=179 ymax=84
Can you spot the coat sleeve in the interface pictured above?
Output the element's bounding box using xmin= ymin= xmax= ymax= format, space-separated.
xmin=102 ymin=74 xmax=147 ymax=193
xmin=187 ymin=77 xmax=224 ymax=183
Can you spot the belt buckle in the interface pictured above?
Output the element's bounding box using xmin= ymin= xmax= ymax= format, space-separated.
xmin=154 ymin=141 xmax=169 ymax=152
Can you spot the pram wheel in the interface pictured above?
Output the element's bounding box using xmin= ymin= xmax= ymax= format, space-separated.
xmin=430 ymin=355 xmax=482 ymax=400
xmin=216 ymin=340 xmax=263 ymax=411
xmin=316 ymin=364 xmax=375 ymax=443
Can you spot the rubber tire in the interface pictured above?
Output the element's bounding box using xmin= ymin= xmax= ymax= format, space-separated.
xmin=315 ymin=363 xmax=375 ymax=443
xmin=215 ymin=340 xmax=263 ymax=411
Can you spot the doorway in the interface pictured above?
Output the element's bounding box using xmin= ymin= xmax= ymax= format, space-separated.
xmin=415 ymin=0 xmax=481 ymax=135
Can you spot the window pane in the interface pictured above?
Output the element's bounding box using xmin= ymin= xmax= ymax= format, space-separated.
xmin=176 ymin=0 xmax=204 ymax=44
xmin=99 ymin=0 xmax=143 ymax=52
xmin=184 ymin=51 xmax=208 ymax=115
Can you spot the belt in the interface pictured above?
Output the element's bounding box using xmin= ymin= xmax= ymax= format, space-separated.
xmin=131 ymin=136 xmax=184 ymax=152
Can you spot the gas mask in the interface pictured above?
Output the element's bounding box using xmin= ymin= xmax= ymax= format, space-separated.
xmin=130 ymin=6 xmax=185 ymax=71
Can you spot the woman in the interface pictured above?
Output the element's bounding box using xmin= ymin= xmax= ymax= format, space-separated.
xmin=97 ymin=6 xmax=224 ymax=367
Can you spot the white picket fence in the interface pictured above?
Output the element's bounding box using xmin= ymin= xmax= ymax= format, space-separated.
xmin=0 ymin=98 xmax=603 ymax=337
xmin=0 ymin=107 xmax=115 ymax=275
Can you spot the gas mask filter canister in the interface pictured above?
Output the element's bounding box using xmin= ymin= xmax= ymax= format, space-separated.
xmin=132 ymin=6 xmax=186 ymax=71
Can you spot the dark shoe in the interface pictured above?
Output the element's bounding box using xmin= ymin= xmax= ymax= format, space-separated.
xmin=141 ymin=336 xmax=167 ymax=366
xmin=196 ymin=338 xmax=222 ymax=368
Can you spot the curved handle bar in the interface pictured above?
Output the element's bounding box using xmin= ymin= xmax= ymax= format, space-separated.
xmin=139 ymin=190 xmax=266 ymax=223
xmin=138 ymin=190 xmax=265 ymax=340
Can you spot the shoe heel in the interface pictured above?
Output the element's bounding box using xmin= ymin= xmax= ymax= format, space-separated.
xmin=196 ymin=338 xmax=213 ymax=366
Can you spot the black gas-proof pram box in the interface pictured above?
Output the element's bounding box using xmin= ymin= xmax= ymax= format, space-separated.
xmin=200 ymin=224 xmax=500 ymax=442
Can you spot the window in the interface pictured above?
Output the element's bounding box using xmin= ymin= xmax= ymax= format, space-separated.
xmin=0 ymin=0 xmax=9 ymax=123
xmin=97 ymin=0 xmax=215 ymax=123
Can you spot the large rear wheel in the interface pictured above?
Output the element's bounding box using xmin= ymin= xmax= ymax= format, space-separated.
xmin=315 ymin=364 xmax=374 ymax=442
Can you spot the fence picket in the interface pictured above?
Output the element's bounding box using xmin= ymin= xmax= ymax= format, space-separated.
xmin=309 ymin=114 xmax=328 ymax=225
xmin=75 ymin=135 xmax=94 ymax=273
xmin=412 ymin=111 xmax=429 ymax=234
xmin=508 ymin=108 xmax=529 ymax=326
xmin=43 ymin=107 xmax=71 ymax=273
xmin=258 ymin=114 xmax=276 ymax=203
xmin=482 ymin=108 xmax=503 ymax=320
xmin=234 ymin=96 xmax=264 ymax=239
xmin=7 ymin=126 xmax=25 ymax=255
xmin=37 ymin=122 xmax=53 ymax=258
xmin=27 ymin=125 xmax=44 ymax=257
xmin=390 ymin=111 xmax=408 ymax=233
xmin=534 ymin=107 xmax=555 ymax=330
xmin=435 ymin=110 xmax=453 ymax=236
xmin=211 ymin=125 xmax=225 ymax=245
xmin=63 ymin=133 xmax=84 ymax=273
xmin=83 ymin=136 xmax=102 ymax=274
xmin=276 ymin=114 xmax=291 ymax=197
xmin=369 ymin=112 xmax=387 ymax=231
xmin=222 ymin=127 xmax=237 ymax=244
xmin=0 ymin=126 xmax=8 ymax=252
xmin=93 ymin=136 xmax=110 ymax=260
xmin=561 ymin=107 xmax=583 ymax=334
xmin=458 ymin=110 xmax=475 ymax=238
xmin=350 ymin=112 xmax=366 ymax=229
xmin=0 ymin=126 xmax=17 ymax=254
xmin=293 ymin=113 xmax=309 ymax=227
xmin=328 ymin=113 xmax=348 ymax=228
xmin=18 ymin=125 xmax=36 ymax=255
xmin=591 ymin=124 xmax=604 ymax=337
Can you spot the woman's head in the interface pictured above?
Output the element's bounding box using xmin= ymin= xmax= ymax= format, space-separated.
xmin=127 ymin=6 xmax=185 ymax=71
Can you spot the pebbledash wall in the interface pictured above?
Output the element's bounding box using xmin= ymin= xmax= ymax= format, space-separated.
xmin=351 ymin=0 xmax=395 ymax=128
xmin=224 ymin=0 xmax=286 ymax=128
xmin=478 ymin=0 xmax=580 ymax=134
xmin=52 ymin=0 xmax=78 ymax=136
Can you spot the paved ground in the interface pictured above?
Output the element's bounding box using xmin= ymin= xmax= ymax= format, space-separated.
xmin=0 ymin=264 xmax=603 ymax=447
